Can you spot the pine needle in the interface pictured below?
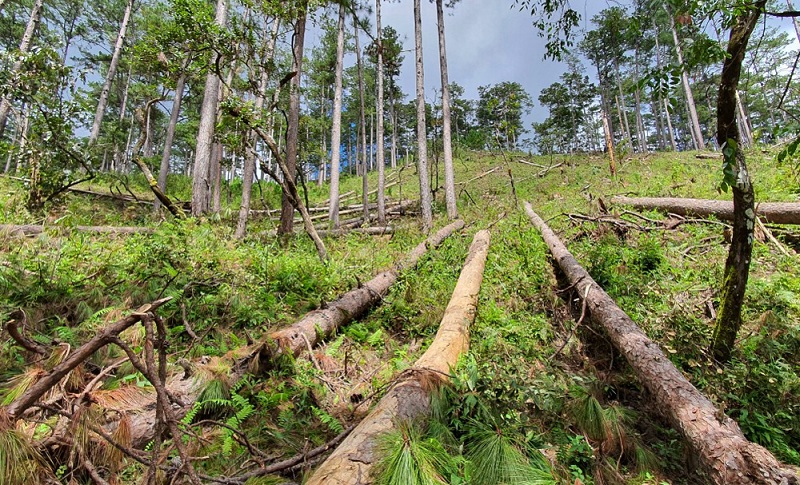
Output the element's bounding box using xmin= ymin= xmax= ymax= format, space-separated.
xmin=374 ymin=420 xmax=455 ymax=485
xmin=0 ymin=423 xmax=49 ymax=485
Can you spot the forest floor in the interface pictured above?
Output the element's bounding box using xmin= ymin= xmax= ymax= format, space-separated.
xmin=1 ymin=147 xmax=799 ymax=484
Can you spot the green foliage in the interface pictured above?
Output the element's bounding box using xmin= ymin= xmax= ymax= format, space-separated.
xmin=374 ymin=420 xmax=460 ymax=485
xmin=465 ymin=422 xmax=555 ymax=485
xmin=0 ymin=425 xmax=50 ymax=484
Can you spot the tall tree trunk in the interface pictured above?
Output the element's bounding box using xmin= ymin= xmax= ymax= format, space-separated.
xmin=414 ymin=0 xmax=433 ymax=231
xmin=391 ymin=90 xmax=398 ymax=169
xmin=664 ymin=99 xmax=677 ymax=151
xmin=191 ymin=0 xmax=227 ymax=215
xmin=597 ymin=69 xmax=616 ymax=175
xmin=112 ymin=62 xmax=133 ymax=172
xmin=354 ymin=15 xmax=369 ymax=223
xmin=279 ymin=8 xmax=307 ymax=238
xmin=318 ymin=85 xmax=327 ymax=186
xmin=436 ymin=0 xmax=457 ymax=219
xmin=666 ymin=5 xmax=706 ymax=150
xmin=154 ymin=71 xmax=186 ymax=213
xmin=88 ymin=0 xmax=135 ymax=146
xmin=375 ymin=0 xmax=387 ymax=223
xmin=788 ymin=0 xmax=800 ymax=43
xmin=710 ymin=3 xmax=764 ymax=363
xmin=614 ymin=61 xmax=633 ymax=148
xmin=211 ymin=142 xmax=222 ymax=213
xmin=735 ymin=90 xmax=753 ymax=147
xmin=328 ymin=5 xmax=346 ymax=228
xmin=0 ymin=0 xmax=44 ymax=140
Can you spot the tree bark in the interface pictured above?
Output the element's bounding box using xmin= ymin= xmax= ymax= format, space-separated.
xmin=88 ymin=0 xmax=135 ymax=146
xmin=375 ymin=0 xmax=387 ymax=224
xmin=262 ymin=219 xmax=464 ymax=365
xmin=191 ymin=0 xmax=227 ymax=216
xmin=279 ymin=9 xmax=307 ymax=238
xmin=436 ymin=0 xmax=458 ymax=220
xmin=154 ymin=71 xmax=186 ymax=214
xmin=610 ymin=196 xmax=800 ymax=225
xmin=4 ymin=298 xmax=172 ymax=420
xmin=132 ymin=101 xmax=186 ymax=218
xmin=354 ymin=15 xmax=369 ymax=223
xmin=666 ymin=5 xmax=706 ymax=150
xmin=328 ymin=4 xmax=346 ymax=229
xmin=306 ymin=229 xmax=490 ymax=485
xmin=414 ymin=0 xmax=433 ymax=231
xmin=524 ymin=202 xmax=798 ymax=485
xmin=710 ymin=3 xmax=764 ymax=363
xmin=0 ymin=0 xmax=44 ymax=139
xmin=235 ymin=19 xmax=279 ymax=240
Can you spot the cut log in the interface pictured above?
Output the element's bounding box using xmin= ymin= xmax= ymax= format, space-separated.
xmin=4 ymin=297 xmax=172 ymax=421
xmin=316 ymin=226 xmax=394 ymax=238
xmin=524 ymin=201 xmax=798 ymax=485
xmin=0 ymin=224 xmax=154 ymax=236
xmin=123 ymin=220 xmax=463 ymax=448
xmin=260 ymin=219 xmax=466 ymax=365
xmin=306 ymin=229 xmax=491 ymax=485
xmin=611 ymin=196 xmax=800 ymax=225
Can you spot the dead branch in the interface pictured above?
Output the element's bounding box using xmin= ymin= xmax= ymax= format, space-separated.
xmin=132 ymin=100 xmax=186 ymax=219
xmin=5 ymin=309 xmax=47 ymax=355
xmin=5 ymin=297 xmax=172 ymax=420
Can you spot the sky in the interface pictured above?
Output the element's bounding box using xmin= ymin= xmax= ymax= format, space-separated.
xmin=366 ymin=0 xmax=607 ymax=133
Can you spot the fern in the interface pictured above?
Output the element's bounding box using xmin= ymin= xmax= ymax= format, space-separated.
xmin=312 ymin=406 xmax=344 ymax=434
xmin=221 ymin=391 xmax=255 ymax=457
xmin=367 ymin=329 xmax=384 ymax=347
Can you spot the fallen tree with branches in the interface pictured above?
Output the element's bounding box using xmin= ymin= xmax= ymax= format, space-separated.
xmin=524 ymin=201 xmax=798 ymax=485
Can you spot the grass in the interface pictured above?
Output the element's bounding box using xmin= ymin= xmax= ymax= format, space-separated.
xmin=1 ymin=146 xmax=799 ymax=483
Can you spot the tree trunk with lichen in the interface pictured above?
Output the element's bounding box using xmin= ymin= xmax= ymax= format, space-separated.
xmin=710 ymin=2 xmax=764 ymax=362
xmin=524 ymin=202 xmax=798 ymax=485
xmin=306 ymin=230 xmax=490 ymax=485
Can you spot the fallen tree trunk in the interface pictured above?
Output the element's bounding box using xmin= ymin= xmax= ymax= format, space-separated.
xmin=524 ymin=201 xmax=798 ymax=485
xmin=315 ymin=226 xmax=393 ymax=238
xmin=306 ymin=229 xmax=491 ymax=485
xmin=122 ymin=220 xmax=463 ymax=448
xmin=259 ymin=219 xmax=466 ymax=366
xmin=0 ymin=224 xmax=155 ymax=236
xmin=611 ymin=196 xmax=800 ymax=225
xmin=5 ymin=297 xmax=172 ymax=421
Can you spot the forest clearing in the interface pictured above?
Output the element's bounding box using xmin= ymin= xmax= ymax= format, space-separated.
xmin=2 ymin=149 xmax=800 ymax=484
xmin=3 ymin=0 xmax=800 ymax=483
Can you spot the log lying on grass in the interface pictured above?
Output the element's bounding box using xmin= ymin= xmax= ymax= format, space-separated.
xmin=306 ymin=229 xmax=491 ymax=485
xmin=0 ymin=224 xmax=155 ymax=236
xmin=315 ymin=226 xmax=393 ymax=238
xmin=123 ymin=220 xmax=464 ymax=448
xmin=256 ymin=219 xmax=466 ymax=367
xmin=612 ymin=196 xmax=800 ymax=225
xmin=524 ymin=201 xmax=798 ymax=485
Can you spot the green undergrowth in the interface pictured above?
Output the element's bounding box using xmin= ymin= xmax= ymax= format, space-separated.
xmin=1 ymin=147 xmax=799 ymax=483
